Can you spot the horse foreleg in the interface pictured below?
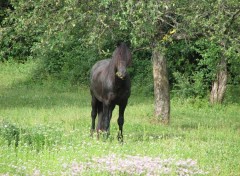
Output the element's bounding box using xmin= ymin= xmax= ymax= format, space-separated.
xmin=118 ymin=103 xmax=127 ymax=142
xmin=96 ymin=102 xmax=103 ymax=139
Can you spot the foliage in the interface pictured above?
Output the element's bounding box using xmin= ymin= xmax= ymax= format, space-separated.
xmin=0 ymin=121 xmax=63 ymax=151
xmin=0 ymin=0 xmax=240 ymax=97
xmin=0 ymin=0 xmax=12 ymax=23
xmin=130 ymin=51 xmax=153 ymax=95
xmin=0 ymin=121 xmax=19 ymax=147
xmin=1 ymin=0 xmax=39 ymax=61
xmin=175 ymin=0 xmax=240 ymax=78
xmin=166 ymin=41 xmax=207 ymax=98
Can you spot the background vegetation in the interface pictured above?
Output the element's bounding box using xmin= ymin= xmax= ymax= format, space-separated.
xmin=1 ymin=0 xmax=239 ymax=98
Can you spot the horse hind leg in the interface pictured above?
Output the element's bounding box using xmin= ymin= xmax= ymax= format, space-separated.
xmin=97 ymin=102 xmax=103 ymax=133
xmin=90 ymin=95 xmax=98 ymax=137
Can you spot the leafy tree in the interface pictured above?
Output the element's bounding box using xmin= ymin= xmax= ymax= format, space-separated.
xmin=173 ymin=0 xmax=240 ymax=103
xmin=0 ymin=0 xmax=100 ymax=83
xmin=0 ymin=0 xmax=11 ymax=23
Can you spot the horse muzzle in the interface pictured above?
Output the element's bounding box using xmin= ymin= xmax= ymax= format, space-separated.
xmin=116 ymin=72 xmax=125 ymax=80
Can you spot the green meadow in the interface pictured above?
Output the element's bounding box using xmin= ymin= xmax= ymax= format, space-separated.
xmin=0 ymin=61 xmax=239 ymax=175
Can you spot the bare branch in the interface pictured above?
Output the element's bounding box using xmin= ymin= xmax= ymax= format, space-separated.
xmin=132 ymin=46 xmax=151 ymax=53
xmin=224 ymin=9 xmax=240 ymax=34
xmin=172 ymin=32 xmax=203 ymax=41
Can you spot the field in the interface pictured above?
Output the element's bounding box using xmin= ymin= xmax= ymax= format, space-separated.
xmin=0 ymin=61 xmax=239 ymax=175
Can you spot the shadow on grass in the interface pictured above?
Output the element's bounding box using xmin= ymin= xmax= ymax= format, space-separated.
xmin=0 ymin=80 xmax=90 ymax=109
xmin=180 ymin=123 xmax=199 ymax=130
xmin=128 ymin=133 xmax=185 ymax=142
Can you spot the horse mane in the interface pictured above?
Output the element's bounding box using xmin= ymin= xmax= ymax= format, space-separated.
xmin=112 ymin=42 xmax=132 ymax=66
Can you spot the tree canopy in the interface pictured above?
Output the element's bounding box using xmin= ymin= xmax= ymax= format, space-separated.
xmin=1 ymin=0 xmax=239 ymax=99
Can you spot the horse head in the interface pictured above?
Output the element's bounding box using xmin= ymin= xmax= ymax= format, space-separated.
xmin=113 ymin=42 xmax=132 ymax=80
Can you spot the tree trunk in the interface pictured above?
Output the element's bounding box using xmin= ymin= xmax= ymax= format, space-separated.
xmin=210 ymin=58 xmax=227 ymax=104
xmin=152 ymin=47 xmax=170 ymax=124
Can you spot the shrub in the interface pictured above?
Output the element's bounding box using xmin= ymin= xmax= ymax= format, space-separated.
xmin=0 ymin=121 xmax=63 ymax=151
xmin=0 ymin=121 xmax=19 ymax=147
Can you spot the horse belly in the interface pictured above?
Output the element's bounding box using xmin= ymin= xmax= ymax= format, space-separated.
xmin=91 ymin=74 xmax=112 ymax=104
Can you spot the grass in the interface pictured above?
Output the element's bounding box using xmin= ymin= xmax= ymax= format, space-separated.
xmin=0 ymin=60 xmax=239 ymax=175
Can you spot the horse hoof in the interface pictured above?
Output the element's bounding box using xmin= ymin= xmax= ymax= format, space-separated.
xmin=90 ymin=131 xmax=93 ymax=137
xmin=117 ymin=134 xmax=123 ymax=143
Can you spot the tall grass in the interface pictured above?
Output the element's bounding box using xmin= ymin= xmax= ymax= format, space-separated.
xmin=0 ymin=60 xmax=239 ymax=175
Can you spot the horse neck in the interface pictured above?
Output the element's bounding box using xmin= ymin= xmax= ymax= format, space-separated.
xmin=108 ymin=56 xmax=117 ymax=74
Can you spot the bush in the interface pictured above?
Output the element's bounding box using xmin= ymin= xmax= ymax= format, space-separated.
xmin=0 ymin=121 xmax=19 ymax=147
xmin=0 ymin=121 xmax=63 ymax=151
xmin=130 ymin=51 xmax=153 ymax=96
xmin=172 ymin=71 xmax=207 ymax=98
xmin=33 ymin=41 xmax=98 ymax=85
xmin=167 ymin=40 xmax=220 ymax=98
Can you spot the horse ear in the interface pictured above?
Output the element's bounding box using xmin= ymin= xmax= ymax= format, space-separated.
xmin=116 ymin=40 xmax=123 ymax=47
xmin=116 ymin=40 xmax=131 ymax=47
xmin=125 ymin=41 xmax=131 ymax=48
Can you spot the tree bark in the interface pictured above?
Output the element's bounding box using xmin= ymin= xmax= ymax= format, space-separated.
xmin=210 ymin=58 xmax=227 ymax=104
xmin=152 ymin=47 xmax=170 ymax=124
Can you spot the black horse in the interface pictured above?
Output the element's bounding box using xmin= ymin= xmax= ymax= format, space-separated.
xmin=90 ymin=42 xmax=132 ymax=141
